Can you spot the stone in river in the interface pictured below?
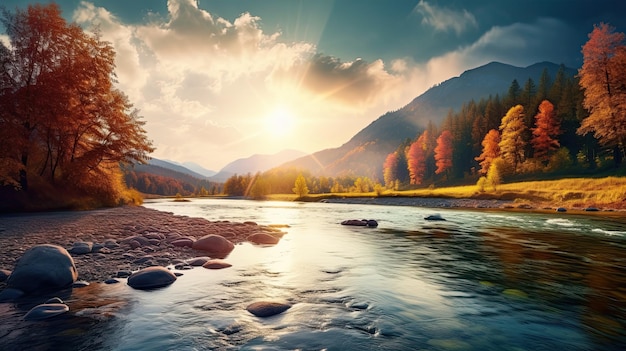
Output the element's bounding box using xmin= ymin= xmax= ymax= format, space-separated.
xmin=127 ymin=266 xmax=177 ymax=290
xmin=185 ymin=256 xmax=212 ymax=266
xmin=24 ymin=303 xmax=69 ymax=321
xmin=202 ymin=259 xmax=232 ymax=269
xmin=0 ymin=288 xmax=24 ymax=302
xmin=192 ymin=235 xmax=234 ymax=256
xmin=171 ymin=237 xmax=194 ymax=248
xmin=247 ymin=233 xmax=279 ymax=245
xmin=6 ymin=244 xmax=78 ymax=294
xmin=246 ymin=301 xmax=292 ymax=317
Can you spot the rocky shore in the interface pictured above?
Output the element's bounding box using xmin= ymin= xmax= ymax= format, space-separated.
xmin=0 ymin=206 xmax=286 ymax=289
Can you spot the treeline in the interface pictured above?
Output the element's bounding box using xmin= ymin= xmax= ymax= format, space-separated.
xmin=0 ymin=4 xmax=153 ymax=210
xmin=123 ymin=169 xmax=221 ymax=196
xmin=383 ymin=23 xmax=626 ymax=189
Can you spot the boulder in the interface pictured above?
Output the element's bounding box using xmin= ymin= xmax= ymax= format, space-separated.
xmin=24 ymin=303 xmax=69 ymax=321
xmin=171 ymin=237 xmax=194 ymax=248
xmin=247 ymin=233 xmax=279 ymax=245
xmin=6 ymin=244 xmax=78 ymax=294
xmin=202 ymin=259 xmax=232 ymax=270
xmin=192 ymin=235 xmax=234 ymax=256
xmin=127 ymin=266 xmax=177 ymax=290
xmin=246 ymin=301 xmax=292 ymax=317
xmin=185 ymin=257 xmax=211 ymax=266
xmin=341 ymin=219 xmax=378 ymax=227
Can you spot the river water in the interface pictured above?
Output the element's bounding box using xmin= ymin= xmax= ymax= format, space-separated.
xmin=2 ymin=198 xmax=626 ymax=350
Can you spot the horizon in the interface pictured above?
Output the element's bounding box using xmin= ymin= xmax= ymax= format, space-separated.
xmin=3 ymin=0 xmax=625 ymax=170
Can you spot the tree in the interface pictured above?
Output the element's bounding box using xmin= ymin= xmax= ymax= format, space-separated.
xmin=293 ymin=174 xmax=309 ymax=198
xmin=499 ymin=105 xmax=527 ymax=173
xmin=577 ymin=23 xmax=626 ymax=166
xmin=434 ymin=130 xmax=453 ymax=175
xmin=0 ymin=4 xmax=153 ymax=205
xmin=475 ymin=129 xmax=501 ymax=175
xmin=531 ymin=100 xmax=562 ymax=162
xmin=406 ymin=134 xmax=427 ymax=184
xmin=486 ymin=158 xmax=504 ymax=191
xmin=383 ymin=152 xmax=398 ymax=188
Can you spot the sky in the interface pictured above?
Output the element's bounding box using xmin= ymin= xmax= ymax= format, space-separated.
xmin=2 ymin=0 xmax=626 ymax=171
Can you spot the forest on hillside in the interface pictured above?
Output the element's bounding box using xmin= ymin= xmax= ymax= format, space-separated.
xmin=223 ymin=23 xmax=626 ymax=198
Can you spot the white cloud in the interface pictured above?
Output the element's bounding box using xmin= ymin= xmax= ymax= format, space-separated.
xmin=414 ymin=0 xmax=477 ymax=35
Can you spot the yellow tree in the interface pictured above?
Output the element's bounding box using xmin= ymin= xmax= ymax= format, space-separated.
xmin=499 ymin=105 xmax=527 ymax=174
xmin=293 ymin=174 xmax=309 ymax=198
xmin=577 ymin=23 xmax=626 ymax=166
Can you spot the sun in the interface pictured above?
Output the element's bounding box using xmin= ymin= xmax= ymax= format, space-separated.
xmin=265 ymin=106 xmax=295 ymax=137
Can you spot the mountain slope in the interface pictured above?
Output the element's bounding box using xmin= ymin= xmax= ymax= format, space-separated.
xmin=148 ymin=158 xmax=211 ymax=179
xmin=283 ymin=61 xmax=576 ymax=179
xmin=210 ymin=149 xmax=307 ymax=182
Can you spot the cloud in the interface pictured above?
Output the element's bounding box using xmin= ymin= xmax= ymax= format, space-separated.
xmin=414 ymin=0 xmax=477 ymax=35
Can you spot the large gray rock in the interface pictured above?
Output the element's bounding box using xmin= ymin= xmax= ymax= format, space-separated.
xmin=6 ymin=244 xmax=78 ymax=294
xmin=192 ymin=235 xmax=234 ymax=256
xmin=127 ymin=266 xmax=177 ymax=290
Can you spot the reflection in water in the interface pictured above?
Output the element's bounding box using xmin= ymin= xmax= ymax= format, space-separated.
xmin=1 ymin=198 xmax=625 ymax=350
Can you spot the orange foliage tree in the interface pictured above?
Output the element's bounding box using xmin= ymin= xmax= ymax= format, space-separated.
xmin=499 ymin=105 xmax=527 ymax=174
xmin=434 ymin=130 xmax=453 ymax=175
xmin=383 ymin=152 xmax=398 ymax=188
xmin=475 ymin=129 xmax=501 ymax=175
xmin=0 ymin=4 xmax=153 ymax=206
xmin=531 ymin=100 xmax=562 ymax=162
xmin=577 ymin=23 xmax=626 ymax=166
xmin=407 ymin=133 xmax=427 ymax=185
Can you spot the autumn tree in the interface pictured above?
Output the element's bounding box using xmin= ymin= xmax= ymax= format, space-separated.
xmin=0 ymin=4 xmax=153 ymax=207
xmin=293 ymin=174 xmax=309 ymax=198
xmin=475 ymin=129 xmax=501 ymax=175
xmin=407 ymin=133 xmax=427 ymax=184
xmin=383 ymin=152 xmax=398 ymax=188
xmin=499 ymin=105 xmax=527 ymax=174
xmin=486 ymin=158 xmax=504 ymax=191
xmin=577 ymin=23 xmax=626 ymax=166
xmin=434 ymin=130 xmax=453 ymax=176
xmin=531 ymin=100 xmax=562 ymax=162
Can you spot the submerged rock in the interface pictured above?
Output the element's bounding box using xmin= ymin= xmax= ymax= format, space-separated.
xmin=202 ymin=259 xmax=232 ymax=270
xmin=127 ymin=266 xmax=177 ymax=290
xmin=424 ymin=214 xmax=446 ymax=221
xmin=341 ymin=219 xmax=378 ymax=227
xmin=6 ymin=244 xmax=78 ymax=294
xmin=247 ymin=233 xmax=279 ymax=245
xmin=246 ymin=301 xmax=292 ymax=317
xmin=24 ymin=303 xmax=69 ymax=321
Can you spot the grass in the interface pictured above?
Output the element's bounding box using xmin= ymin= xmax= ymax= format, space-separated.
xmin=267 ymin=176 xmax=626 ymax=210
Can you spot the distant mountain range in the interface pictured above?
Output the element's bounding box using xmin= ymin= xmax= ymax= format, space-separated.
xmin=282 ymin=61 xmax=577 ymax=179
xmin=209 ymin=149 xmax=307 ymax=182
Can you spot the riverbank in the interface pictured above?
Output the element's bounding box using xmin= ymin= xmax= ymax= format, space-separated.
xmin=0 ymin=205 xmax=285 ymax=288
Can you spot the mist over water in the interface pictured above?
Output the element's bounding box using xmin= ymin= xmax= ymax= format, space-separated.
xmin=2 ymin=198 xmax=626 ymax=350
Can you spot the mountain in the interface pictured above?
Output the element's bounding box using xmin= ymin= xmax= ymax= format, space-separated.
xmin=283 ymin=61 xmax=577 ymax=179
xmin=210 ymin=149 xmax=307 ymax=182
xmin=181 ymin=161 xmax=217 ymax=178
xmin=148 ymin=158 xmax=211 ymax=179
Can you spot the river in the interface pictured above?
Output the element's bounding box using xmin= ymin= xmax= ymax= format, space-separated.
xmin=3 ymin=198 xmax=626 ymax=350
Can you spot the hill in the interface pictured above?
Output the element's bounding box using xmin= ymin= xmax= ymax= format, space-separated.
xmin=210 ymin=149 xmax=307 ymax=182
xmin=282 ymin=61 xmax=576 ymax=179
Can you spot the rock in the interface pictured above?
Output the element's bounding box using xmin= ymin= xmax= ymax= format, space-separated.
xmin=424 ymin=214 xmax=446 ymax=221
xmin=6 ymin=244 xmax=78 ymax=294
xmin=0 ymin=269 xmax=11 ymax=282
xmin=116 ymin=270 xmax=132 ymax=278
xmin=127 ymin=266 xmax=177 ymax=290
xmin=246 ymin=301 xmax=292 ymax=317
xmin=185 ymin=257 xmax=211 ymax=266
xmin=105 ymin=279 xmax=120 ymax=284
xmin=73 ymin=280 xmax=90 ymax=288
xmin=171 ymin=237 xmax=194 ymax=248
xmin=556 ymin=207 xmax=567 ymax=212
xmin=0 ymin=288 xmax=24 ymax=302
xmin=192 ymin=235 xmax=234 ymax=256
xmin=584 ymin=207 xmax=600 ymax=212
xmin=69 ymin=241 xmax=93 ymax=255
xmin=247 ymin=233 xmax=279 ymax=245
xmin=341 ymin=219 xmax=378 ymax=227
xmin=202 ymin=259 xmax=232 ymax=269
xmin=24 ymin=303 xmax=69 ymax=321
